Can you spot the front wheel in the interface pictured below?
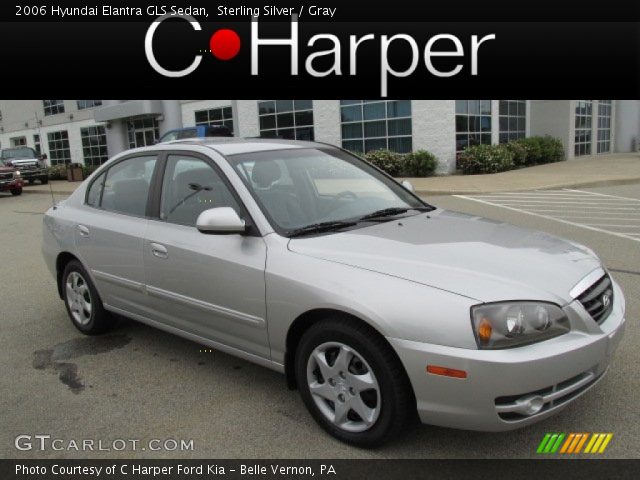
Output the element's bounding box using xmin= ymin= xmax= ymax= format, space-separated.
xmin=10 ymin=188 xmax=22 ymax=196
xmin=62 ymin=260 xmax=114 ymax=335
xmin=295 ymin=318 xmax=414 ymax=447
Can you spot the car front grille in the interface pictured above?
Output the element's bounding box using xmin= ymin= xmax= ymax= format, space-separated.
xmin=576 ymin=274 xmax=614 ymax=324
xmin=495 ymin=369 xmax=601 ymax=421
xmin=0 ymin=172 xmax=12 ymax=181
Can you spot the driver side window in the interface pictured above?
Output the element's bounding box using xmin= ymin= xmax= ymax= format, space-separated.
xmin=160 ymin=155 xmax=241 ymax=227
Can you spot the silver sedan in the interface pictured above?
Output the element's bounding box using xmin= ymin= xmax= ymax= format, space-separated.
xmin=42 ymin=139 xmax=626 ymax=447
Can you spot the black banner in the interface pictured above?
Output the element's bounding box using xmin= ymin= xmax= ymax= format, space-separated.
xmin=2 ymin=459 xmax=639 ymax=480
xmin=1 ymin=20 xmax=638 ymax=98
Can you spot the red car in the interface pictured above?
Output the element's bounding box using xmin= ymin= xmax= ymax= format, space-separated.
xmin=0 ymin=159 xmax=23 ymax=196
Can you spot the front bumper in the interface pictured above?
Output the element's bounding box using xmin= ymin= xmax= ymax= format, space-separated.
xmin=0 ymin=177 xmax=23 ymax=191
xmin=19 ymin=169 xmax=46 ymax=180
xmin=388 ymin=281 xmax=626 ymax=431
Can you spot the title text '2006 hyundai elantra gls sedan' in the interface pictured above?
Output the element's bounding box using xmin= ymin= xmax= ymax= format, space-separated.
xmin=42 ymin=139 xmax=625 ymax=447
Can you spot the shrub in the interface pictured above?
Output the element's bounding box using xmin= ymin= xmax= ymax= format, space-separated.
xmin=505 ymin=140 xmax=529 ymax=166
xmin=47 ymin=164 xmax=67 ymax=180
xmin=457 ymin=144 xmax=515 ymax=174
xmin=538 ymin=136 xmax=564 ymax=163
xmin=82 ymin=164 xmax=100 ymax=178
xmin=517 ymin=136 xmax=564 ymax=165
xmin=363 ymin=149 xmax=405 ymax=177
xmin=402 ymin=150 xmax=437 ymax=177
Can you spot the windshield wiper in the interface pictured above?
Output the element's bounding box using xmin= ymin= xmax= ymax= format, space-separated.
xmin=358 ymin=206 xmax=432 ymax=221
xmin=288 ymin=221 xmax=357 ymax=237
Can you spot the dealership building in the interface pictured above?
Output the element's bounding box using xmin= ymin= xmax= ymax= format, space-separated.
xmin=0 ymin=100 xmax=638 ymax=173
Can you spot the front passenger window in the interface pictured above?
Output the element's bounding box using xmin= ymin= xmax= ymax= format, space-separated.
xmin=101 ymin=155 xmax=157 ymax=217
xmin=160 ymin=155 xmax=241 ymax=226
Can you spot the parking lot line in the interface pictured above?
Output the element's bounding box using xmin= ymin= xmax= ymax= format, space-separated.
xmin=456 ymin=189 xmax=640 ymax=243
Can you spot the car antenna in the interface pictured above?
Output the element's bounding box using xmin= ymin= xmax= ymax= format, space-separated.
xmin=34 ymin=109 xmax=56 ymax=210
xmin=48 ymin=179 xmax=57 ymax=210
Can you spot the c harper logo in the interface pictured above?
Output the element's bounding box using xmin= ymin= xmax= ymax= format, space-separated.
xmin=536 ymin=432 xmax=613 ymax=454
xmin=144 ymin=14 xmax=496 ymax=97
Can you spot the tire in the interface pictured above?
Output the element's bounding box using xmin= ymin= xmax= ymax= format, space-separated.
xmin=62 ymin=260 xmax=114 ymax=335
xmin=295 ymin=317 xmax=414 ymax=447
xmin=28 ymin=179 xmax=35 ymax=185
xmin=40 ymin=176 xmax=49 ymax=185
xmin=10 ymin=188 xmax=22 ymax=196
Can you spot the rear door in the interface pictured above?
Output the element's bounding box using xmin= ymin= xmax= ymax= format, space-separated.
xmin=75 ymin=154 xmax=158 ymax=317
xmin=143 ymin=152 xmax=269 ymax=358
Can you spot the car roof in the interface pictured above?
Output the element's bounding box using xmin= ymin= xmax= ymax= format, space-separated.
xmin=162 ymin=137 xmax=325 ymax=156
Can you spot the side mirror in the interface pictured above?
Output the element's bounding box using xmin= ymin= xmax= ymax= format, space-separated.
xmin=39 ymin=154 xmax=48 ymax=161
xmin=401 ymin=180 xmax=414 ymax=192
xmin=196 ymin=207 xmax=246 ymax=234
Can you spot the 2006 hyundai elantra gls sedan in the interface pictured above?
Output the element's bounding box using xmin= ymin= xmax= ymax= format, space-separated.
xmin=42 ymin=138 xmax=625 ymax=447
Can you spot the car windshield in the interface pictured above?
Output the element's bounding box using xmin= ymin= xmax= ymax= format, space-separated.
xmin=1 ymin=148 xmax=36 ymax=160
xmin=227 ymin=147 xmax=432 ymax=235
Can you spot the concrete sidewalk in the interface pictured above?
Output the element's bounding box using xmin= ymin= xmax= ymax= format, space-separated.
xmin=404 ymin=153 xmax=640 ymax=195
xmin=22 ymin=152 xmax=640 ymax=196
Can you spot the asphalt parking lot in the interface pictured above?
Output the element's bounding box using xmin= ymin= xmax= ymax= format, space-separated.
xmin=0 ymin=183 xmax=638 ymax=459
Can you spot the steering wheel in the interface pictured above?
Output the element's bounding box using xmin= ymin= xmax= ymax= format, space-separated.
xmin=335 ymin=190 xmax=358 ymax=201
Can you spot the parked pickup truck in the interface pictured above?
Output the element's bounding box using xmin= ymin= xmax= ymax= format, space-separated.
xmin=0 ymin=147 xmax=48 ymax=185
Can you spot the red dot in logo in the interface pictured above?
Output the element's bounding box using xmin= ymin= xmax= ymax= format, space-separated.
xmin=209 ymin=29 xmax=241 ymax=60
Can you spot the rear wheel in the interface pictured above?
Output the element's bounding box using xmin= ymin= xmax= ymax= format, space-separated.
xmin=295 ymin=317 xmax=414 ymax=447
xmin=28 ymin=179 xmax=35 ymax=185
xmin=40 ymin=176 xmax=49 ymax=185
xmin=62 ymin=260 xmax=114 ymax=335
xmin=10 ymin=188 xmax=22 ymax=196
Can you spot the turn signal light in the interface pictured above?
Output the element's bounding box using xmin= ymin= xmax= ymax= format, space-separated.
xmin=478 ymin=317 xmax=493 ymax=343
xmin=426 ymin=365 xmax=467 ymax=379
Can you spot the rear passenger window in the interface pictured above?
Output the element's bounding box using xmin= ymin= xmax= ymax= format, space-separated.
xmin=160 ymin=155 xmax=241 ymax=226
xmin=86 ymin=171 xmax=105 ymax=207
xmin=101 ymin=155 xmax=157 ymax=217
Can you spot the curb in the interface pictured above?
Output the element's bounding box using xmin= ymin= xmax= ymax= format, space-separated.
xmin=22 ymin=189 xmax=76 ymax=195
xmin=414 ymin=177 xmax=640 ymax=196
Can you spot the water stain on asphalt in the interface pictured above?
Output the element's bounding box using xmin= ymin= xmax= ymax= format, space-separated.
xmin=33 ymin=335 xmax=131 ymax=393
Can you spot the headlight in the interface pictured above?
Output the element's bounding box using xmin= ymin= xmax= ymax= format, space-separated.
xmin=13 ymin=171 xmax=21 ymax=178
xmin=471 ymin=302 xmax=570 ymax=349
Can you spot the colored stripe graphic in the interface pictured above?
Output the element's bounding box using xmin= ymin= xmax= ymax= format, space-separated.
xmin=538 ymin=433 xmax=613 ymax=454
xmin=537 ymin=433 xmax=565 ymax=453
xmin=585 ymin=433 xmax=613 ymax=454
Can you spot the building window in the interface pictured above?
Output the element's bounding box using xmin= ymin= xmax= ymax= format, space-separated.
xmin=43 ymin=100 xmax=65 ymax=116
xmin=47 ymin=131 xmax=71 ymax=165
xmin=195 ymin=106 xmax=234 ymax=131
xmin=258 ymin=100 xmax=314 ymax=140
xmin=456 ymin=100 xmax=492 ymax=152
xmin=77 ymin=100 xmax=102 ymax=110
xmin=81 ymin=126 xmax=109 ymax=166
xmin=127 ymin=117 xmax=159 ymax=149
xmin=499 ymin=100 xmax=526 ymax=143
xmin=340 ymin=100 xmax=412 ymax=153
xmin=10 ymin=136 xmax=27 ymax=147
xmin=597 ymin=100 xmax=612 ymax=154
xmin=575 ymin=100 xmax=593 ymax=156
xmin=33 ymin=135 xmax=41 ymax=155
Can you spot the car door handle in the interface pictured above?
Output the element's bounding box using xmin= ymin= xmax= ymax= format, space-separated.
xmin=150 ymin=242 xmax=168 ymax=259
xmin=77 ymin=225 xmax=90 ymax=237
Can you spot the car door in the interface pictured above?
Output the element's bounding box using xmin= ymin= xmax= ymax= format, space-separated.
xmin=143 ymin=152 xmax=269 ymax=359
xmin=75 ymin=154 xmax=158 ymax=318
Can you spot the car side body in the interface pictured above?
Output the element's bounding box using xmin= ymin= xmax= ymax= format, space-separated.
xmin=42 ymin=138 xmax=626 ymax=444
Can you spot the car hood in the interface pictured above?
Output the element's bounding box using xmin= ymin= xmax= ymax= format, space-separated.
xmin=288 ymin=209 xmax=601 ymax=304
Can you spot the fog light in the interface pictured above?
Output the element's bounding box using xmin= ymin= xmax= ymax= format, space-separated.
xmin=514 ymin=395 xmax=545 ymax=416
